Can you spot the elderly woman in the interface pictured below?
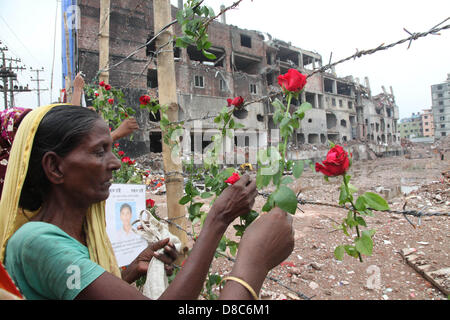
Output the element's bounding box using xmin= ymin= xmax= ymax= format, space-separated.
xmin=0 ymin=104 xmax=294 ymax=300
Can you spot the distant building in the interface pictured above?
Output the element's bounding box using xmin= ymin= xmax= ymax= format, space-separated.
xmin=421 ymin=109 xmax=434 ymax=137
xmin=398 ymin=112 xmax=423 ymax=139
xmin=431 ymin=74 xmax=450 ymax=139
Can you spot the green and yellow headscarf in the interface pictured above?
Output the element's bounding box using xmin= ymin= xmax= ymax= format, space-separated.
xmin=0 ymin=104 xmax=121 ymax=278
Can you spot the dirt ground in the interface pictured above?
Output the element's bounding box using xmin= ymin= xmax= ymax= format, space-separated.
xmin=148 ymin=150 xmax=449 ymax=300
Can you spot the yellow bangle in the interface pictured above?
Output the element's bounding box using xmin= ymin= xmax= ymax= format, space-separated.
xmin=219 ymin=276 xmax=259 ymax=300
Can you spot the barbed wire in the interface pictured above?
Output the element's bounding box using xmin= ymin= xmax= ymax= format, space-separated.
xmin=140 ymin=17 xmax=450 ymax=130
xmin=92 ymin=0 xmax=244 ymax=82
xmin=257 ymin=190 xmax=450 ymax=230
xmin=307 ymin=17 xmax=450 ymax=78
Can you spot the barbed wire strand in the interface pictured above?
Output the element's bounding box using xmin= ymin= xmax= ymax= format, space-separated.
xmin=307 ymin=17 xmax=450 ymax=78
xmin=257 ymin=190 xmax=449 ymax=229
xmin=140 ymin=18 xmax=450 ymax=130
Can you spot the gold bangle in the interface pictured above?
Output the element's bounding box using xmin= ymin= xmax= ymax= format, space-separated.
xmin=219 ymin=276 xmax=259 ymax=300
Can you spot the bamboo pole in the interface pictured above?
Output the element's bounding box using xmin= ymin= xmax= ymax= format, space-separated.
xmin=98 ymin=0 xmax=110 ymax=85
xmin=153 ymin=0 xmax=188 ymax=260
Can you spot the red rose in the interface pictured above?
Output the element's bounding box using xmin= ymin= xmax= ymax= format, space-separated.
xmin=104 ymin=84 xmax=111 ymax=91
xmin=99 ymin=81 xmax=105 ymax=87
xmin=277 ymin=68 xmax=307 ymax=93
xmin=108 ymin=98 xmax=114 ymax=105
xmin=121 ymin=156 xmax=130 ymax=163
xmin=114 ymin=143 xmax=119 ymax=148
xmin=118 ymin=151 xmax=124 ymax=156
xmin=94 ymin=91 xmax=99 ymax=97
xmin=139 ymin=95 xmax=151 ymax=105
xmin=128 ymin=159 xmax=136 ymax=165
xmin=227 ymin=96 xmax=244 ymax=108
xmin=146 ymin=198 xmax=155 ymax=208
xmin=124 ymin=113 xmax=129 ymax=118
xmin=315 ymin=145 xmax=350 ymax=177
xmin=225 ymin=172 xmax=240 ymax=185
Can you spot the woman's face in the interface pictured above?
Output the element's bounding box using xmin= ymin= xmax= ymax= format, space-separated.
xmin=58 ymin=119 xmax=121 ymax=206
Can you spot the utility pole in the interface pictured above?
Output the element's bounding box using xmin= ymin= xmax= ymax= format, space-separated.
xmin=0 ymin=43 xmax=30 ymax=109
xmin=30 ymin=67 xmax=48 ymax=107
xmin=154 ymin=0 xmax=188 ymax=260
xmin=0 ymin=45 xmax=9 ymax=109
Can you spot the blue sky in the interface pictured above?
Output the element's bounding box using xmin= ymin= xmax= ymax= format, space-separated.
xmin=1 ymin=0 xmax=449 ymax=119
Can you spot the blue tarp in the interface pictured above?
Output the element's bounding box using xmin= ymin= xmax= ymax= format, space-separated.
xmin=61 ymin=0 xmax=77 ymax=88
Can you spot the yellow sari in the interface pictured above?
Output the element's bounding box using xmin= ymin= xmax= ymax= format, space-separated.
xmin=0 ymin=104 xmax=121 ymax=278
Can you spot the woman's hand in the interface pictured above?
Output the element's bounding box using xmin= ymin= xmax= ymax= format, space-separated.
xmin=111 ymin=118 xmax=140 ymax=141
xmin=121 ymin=238 xmax=178 ymax=283
xmin=208 ymin=174 xmax=257 ymax=226
xmin=219 ymin=207 xmax=295 ymax=300
xmin=237 ymin=207 xmax=294 ymax=271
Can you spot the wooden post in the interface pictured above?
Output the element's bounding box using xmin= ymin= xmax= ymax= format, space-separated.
xmin=153 ymin=0 xmax=188 ymax=259
xmin=98 ymin=0 xmax=110 ymax=85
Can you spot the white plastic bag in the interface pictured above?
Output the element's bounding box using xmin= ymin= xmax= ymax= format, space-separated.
xmin=135 ymin=209 xmax=181 ymax=299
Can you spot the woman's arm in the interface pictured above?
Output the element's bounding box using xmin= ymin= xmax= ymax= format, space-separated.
xmin=110 ymin=118 xmax=140 ymax=141
xmin=71 ymin=72 xmax=85 ymax=106
xmin=75 ymin=175 xmax=257 ymax=300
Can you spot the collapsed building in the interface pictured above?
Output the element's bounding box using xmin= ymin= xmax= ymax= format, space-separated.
xmin=69 ymin=0 xmax=400 ymax=161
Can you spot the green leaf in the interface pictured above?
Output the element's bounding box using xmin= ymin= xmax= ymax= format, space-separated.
xmin=179 ymin=195 xmax=191 ymax=205
xmin=355 ymin=233 xmax=373 ymax=256
xmin=273 ymin=186 xmax=298 ymax=214
xmin=262 ymin=194 xmax=275 ymax=212
xmin=242 ymin=210 xmax=259 ymax=226
xmin=362 ymin=192 xmax=390 ymax=211
xmin=281 ymin=176 xmax=294 ymax=185
xmin=348 ymin=183 xmax=358 ymax=195
xmin=233 ymin=225 xmax=246 ymax=237
xmin=200 ymin=192 xmax=213 ymax=199
xmin=188 ymin=202 xmax=204 ymax=218
xmin=364 ymin=229 xmax=376 ymax=238
xmin=334 ymin=245 xmax=345 ymax=261
xmin=262 ymin=171 xmax=272 ymax=187
xmin=292 ymin=160 xmax=304 ymax=179
xmin=271 ymin=98 xmax=285 ymax=112
xmin=298 ymin=102 xmax=313 ymax=113
xmin=355 ymin=216 xmax=367 ymax=227
xmin=344 ymin=245 xmax=359 ymax=258
xmin=339 ymin=183 xmax=348 ymax=205
xmin=202 ymin=49 xmax=216 ymax=60
xmin=355 ymin=196 xmax=366 ymax=211
xmin=218 ymin=237 xmax=227 ymax=252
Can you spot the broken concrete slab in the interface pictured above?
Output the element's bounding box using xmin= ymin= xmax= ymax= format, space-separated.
xmin=400 ymin=247 xmax=449 ymax=296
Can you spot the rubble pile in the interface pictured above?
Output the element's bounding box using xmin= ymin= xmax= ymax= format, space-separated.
xmin=135 ymin=152 xmax=164 ymax=173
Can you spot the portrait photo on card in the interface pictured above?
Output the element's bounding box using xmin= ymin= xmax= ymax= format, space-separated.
xmin=105 ymin=184 xmax=148 ymax=267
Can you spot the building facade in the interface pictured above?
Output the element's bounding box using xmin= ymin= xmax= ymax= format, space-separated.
xmin=73 ymin=0 xmax=400 ymax=159
xmin=431 ymin=74 xmax=450 ymax=139
xmin=398 ymin=112 xmax=423 ymax=139
xmin=422 ymin=109 xmax=434 ymax=137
